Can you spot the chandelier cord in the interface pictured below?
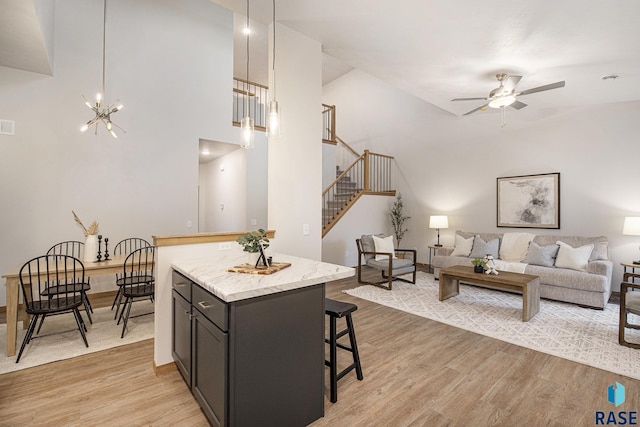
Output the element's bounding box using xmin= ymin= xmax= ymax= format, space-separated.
xmin=102 ymin=0 xmax=107 ymax=98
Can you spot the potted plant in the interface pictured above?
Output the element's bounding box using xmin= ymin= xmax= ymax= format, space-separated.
xmin=236 ymin=229 xmax=270 ymax=265
xmin=472 ymin=257 xmax=487 ymax=273
xmin=390 ymin=193 xmax=410 ymax=247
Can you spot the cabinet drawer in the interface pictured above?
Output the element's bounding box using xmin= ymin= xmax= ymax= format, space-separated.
xmin=172 ymin=270 xmax=191 ymax=302
xmin=192 ymin=284 xmax=228 ymax=332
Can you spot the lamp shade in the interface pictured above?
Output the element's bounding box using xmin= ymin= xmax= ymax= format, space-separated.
xmin=429 ymin=215 xmax=449 ymax=229
xmin=623 ymin=217 xmax=640 ymax=236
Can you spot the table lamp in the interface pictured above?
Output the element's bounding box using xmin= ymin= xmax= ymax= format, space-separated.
xmin=623 ymin=216 xmax=640 ymax=264
xmin=429 ymin=215 xmax=449 ymax=247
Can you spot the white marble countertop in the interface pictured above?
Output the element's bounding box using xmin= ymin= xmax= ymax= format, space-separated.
xmin=171 ymin=253 xmax=355 ymax=302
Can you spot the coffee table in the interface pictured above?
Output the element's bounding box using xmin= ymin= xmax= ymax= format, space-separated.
xmin=439 ymin=265 xmax=541 ymax=322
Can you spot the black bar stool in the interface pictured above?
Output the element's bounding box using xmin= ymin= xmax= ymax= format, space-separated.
xmin=324 ymin=298 xmax=364 ymax=403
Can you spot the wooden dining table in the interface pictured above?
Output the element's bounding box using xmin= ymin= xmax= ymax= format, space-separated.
xmin=1 ymin=254 xmax=153 ymax=357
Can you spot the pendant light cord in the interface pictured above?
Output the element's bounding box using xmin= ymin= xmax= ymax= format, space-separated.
xmin=245 ymin=0 xmax=250 ymax=119
xmin=272 ymin=0 xmax=276 ymax=97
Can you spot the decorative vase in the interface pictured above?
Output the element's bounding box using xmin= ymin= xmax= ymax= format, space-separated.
xmin=84 ymin=234 xmax=98 ymax=262
xmin=247 ymin=251 xmax=260 ymax=266
xmin=474 ymin=265 xmax=485 ymax=273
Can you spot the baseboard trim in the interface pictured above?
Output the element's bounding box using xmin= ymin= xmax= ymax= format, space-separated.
xmin=154 ymin=361 xmax=178 ymax=376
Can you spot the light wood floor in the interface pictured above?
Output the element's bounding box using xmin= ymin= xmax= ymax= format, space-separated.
xmin=1 ymin=267 xmax=637 ymax=426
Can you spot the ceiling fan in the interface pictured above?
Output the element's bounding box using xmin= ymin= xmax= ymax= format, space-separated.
xmin=451 ymin=73 xmax=565 ymax=127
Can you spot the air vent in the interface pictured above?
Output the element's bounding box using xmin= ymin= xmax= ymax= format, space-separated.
xmin=0 ymin=120 xmax=15 ymax=135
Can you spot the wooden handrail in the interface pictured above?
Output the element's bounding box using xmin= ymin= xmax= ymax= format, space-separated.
xmin=234 ymin=77 xmax=269 ymax=90
xmin=322 ymin=153 xmax=365 ymax=197
xmin=334 ymin=134 xmax=360 ymax=158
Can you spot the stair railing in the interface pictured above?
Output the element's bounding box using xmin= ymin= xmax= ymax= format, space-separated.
xmin=233 ymin=77 xmax=268 ymax=131
xmin=322 ymin=104 xmax=336 ymax=144
xmin=322 ymin=150 xmax=395 ymax=236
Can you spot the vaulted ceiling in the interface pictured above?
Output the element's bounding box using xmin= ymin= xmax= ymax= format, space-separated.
xmin=217 ymin=0 xmax=640 ymax=118
xmin=3 ymin=0 xmax=639 ymax=119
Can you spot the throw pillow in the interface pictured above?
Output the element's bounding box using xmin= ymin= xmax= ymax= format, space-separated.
xmin=499 ymin=232 xmax=536 ymax=262
xmin=373 ymin=235 xmax=397 ymax=261
xmin=450 ymin=234 xmax=474 ymax=257
xmin=524 ymin=242 xmax=559 ymax=267
xmin=554 ymin=241 xmax=594 ymax=272
xmin=469 ymin=236 xmax=500 ymax=259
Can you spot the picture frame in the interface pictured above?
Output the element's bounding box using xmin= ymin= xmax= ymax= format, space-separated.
xmin=497 ymin=172 xmax=560 ymax=229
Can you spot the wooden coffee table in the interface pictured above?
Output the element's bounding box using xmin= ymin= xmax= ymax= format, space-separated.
xmin=439 ymin=265 xmax=541 ymax=321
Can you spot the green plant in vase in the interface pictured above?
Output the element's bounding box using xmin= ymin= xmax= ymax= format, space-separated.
xmin=472 ymin=257 xmax=487 ymax=273
xmin=237 ymin=229 xmax=270 ymax=267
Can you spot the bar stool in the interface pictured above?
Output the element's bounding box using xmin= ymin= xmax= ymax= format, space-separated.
xmin=324 ymin=298 xmax=364 ymax=403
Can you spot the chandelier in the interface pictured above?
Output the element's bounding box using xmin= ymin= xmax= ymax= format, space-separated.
xmin=81 ymin=0 xmax=124 ymax=138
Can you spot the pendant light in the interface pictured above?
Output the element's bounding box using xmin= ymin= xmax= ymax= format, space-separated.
xmin=240 ymin=0 xmax=254 ymax=149
xmin=266 ymin=0 xmax=280 ymax=138
xmin=81 ymin=0 xmax=124 ymax=138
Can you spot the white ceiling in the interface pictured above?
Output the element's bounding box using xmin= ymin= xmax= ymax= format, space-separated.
xmin=218 ymin=0 xmax=640 ymax=117
xmin=2 ymin=0 xmax=639 ymax=118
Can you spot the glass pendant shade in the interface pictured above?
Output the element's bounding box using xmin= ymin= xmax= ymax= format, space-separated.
xmin=267 ymin=100 xmax=280 ymax=138
xmin=241 ymin=116 xmax=254 ymax=149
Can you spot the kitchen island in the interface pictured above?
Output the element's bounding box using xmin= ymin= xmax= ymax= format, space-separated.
xmin=171 ymin=253 xmax=354 ymax=427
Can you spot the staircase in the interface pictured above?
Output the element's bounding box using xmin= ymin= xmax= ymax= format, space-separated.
xmin=322 ymin=149 xmax=395 ymax=237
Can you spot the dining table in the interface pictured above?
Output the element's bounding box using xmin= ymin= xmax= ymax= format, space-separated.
xmin=2 ymin=254 xmax=153 ymax=357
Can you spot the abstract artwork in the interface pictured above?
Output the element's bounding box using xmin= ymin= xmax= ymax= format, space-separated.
xmin=497 ymin=173 xmax=560 ymax=228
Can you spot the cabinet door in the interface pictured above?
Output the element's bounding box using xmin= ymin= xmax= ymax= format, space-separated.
xmin=172 ymin=290 xmax=192 ymax=386
xmin=193 ymin=310 xmax=228 ymax=427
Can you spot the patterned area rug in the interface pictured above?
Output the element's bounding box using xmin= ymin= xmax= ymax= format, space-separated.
xmin=0 ymin=301 xmax=154 ymax=374
xmin=344 ymin=271 xmax=640 ymax=380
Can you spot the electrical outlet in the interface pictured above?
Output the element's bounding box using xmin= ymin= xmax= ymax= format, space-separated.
xmin=219 ymin=242 xmax=231 ymax=251
xmin=303 ymin=224 xmax=310 ymax=236
xmin=251 ymin=218 xmax=257 ymax=225
xmin=186 ymin=220 xmax=192 ymax=228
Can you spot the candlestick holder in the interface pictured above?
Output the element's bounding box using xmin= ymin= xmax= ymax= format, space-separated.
xmin=97 ymin=235 xmax=103 ymax=261
xmin=104 ymin=237 xmax=110 ymax=261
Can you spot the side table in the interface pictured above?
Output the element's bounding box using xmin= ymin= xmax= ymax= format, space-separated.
xmin=428 ymin=244 xmax=451 ymax=274
xmin=621 ymin=262 xmax=640 ymax=283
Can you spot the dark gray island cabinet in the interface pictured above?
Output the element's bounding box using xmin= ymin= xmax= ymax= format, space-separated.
xmin=171 ymin=255 xmax=354 ymax=427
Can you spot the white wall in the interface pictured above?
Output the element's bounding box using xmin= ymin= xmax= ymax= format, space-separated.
xmin=0 ymin=0 xmax=237 ymax=305
xmin=199 ymin=148 xmax=246 ymax=232
xmin=267 ymin=23 xmax=323 ymax=260
xmin=323 ymin=69 xmax=640 ymax=291
xmin=322 ymin=195 xmax=396 ymax=267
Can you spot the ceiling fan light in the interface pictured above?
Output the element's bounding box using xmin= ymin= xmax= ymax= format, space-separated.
xmin=488 ymin=95 xmax=516 ymax=109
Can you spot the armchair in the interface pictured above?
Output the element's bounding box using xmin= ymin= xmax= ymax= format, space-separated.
xmin=356 ymin=234 xmax=417 ymax=290
xmin=620 ymin=273 xmax=640 ymax=349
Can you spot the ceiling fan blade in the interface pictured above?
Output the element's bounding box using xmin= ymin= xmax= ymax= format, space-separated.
xmin=451 ymin=97 xmax=487 ymax=102
xmin=463 ymin=103 xmax=489 ymax=116
xmin=518 ymin=81 xmax=565 ymax=96
xmin=510 ymin=100 xmax=527 ymax=110
xmin=503 ymin=75 xmax=522 ymax=92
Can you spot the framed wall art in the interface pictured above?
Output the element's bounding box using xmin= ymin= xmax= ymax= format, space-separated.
xmin=497 ymin=172 xmax=560 ymax=229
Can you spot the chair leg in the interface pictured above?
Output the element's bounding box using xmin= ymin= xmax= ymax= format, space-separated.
xmin=111 ymin=287 xmax=122 ymax=311
xmin=72 ymin=308 xmax=89 ymax=347
xmin=346 ymin=314 xmax=364 ymax=381
xmin=121 ymin=298 xmax=134 ymax=339
xmin=82 ymin=292 xmax=93 ymax=324
xmin=16 ymin=314 xmax=39 ymax=363
xmin=114 ymin=291 xmax=125 ymax=321
xmin=36 ymin=313 xmax=47 ymax=334
xmin=328 ymin=315 xmax=338 ymax=403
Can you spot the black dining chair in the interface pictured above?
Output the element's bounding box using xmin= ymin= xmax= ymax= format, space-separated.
xmin=46 ymin=241 xmax=93 ymax=324
xmin=116 ymin=246 xmax=155 ymax=338
xmin=111 ymin=238 xmax=152 ymax=318
xmin=17 ymin=254 xmax=89 ymax=363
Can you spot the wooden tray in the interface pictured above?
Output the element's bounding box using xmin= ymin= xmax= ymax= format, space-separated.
xmin=227 ymin=262 xmax=291 ymax=275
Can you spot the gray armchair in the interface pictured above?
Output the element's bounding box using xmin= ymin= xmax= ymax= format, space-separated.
xmin=356 ymin=234 xmax=417 ymax=290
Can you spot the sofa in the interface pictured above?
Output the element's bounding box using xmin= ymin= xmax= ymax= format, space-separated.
xmin=432 ymin=231 xmax=613 ymax=309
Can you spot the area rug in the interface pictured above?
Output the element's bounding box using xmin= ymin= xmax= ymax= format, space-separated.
xmin=344 ymin=272 xmax=640 ymax=380
xmin=0 ymin=301 xmax=154 ymax=374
